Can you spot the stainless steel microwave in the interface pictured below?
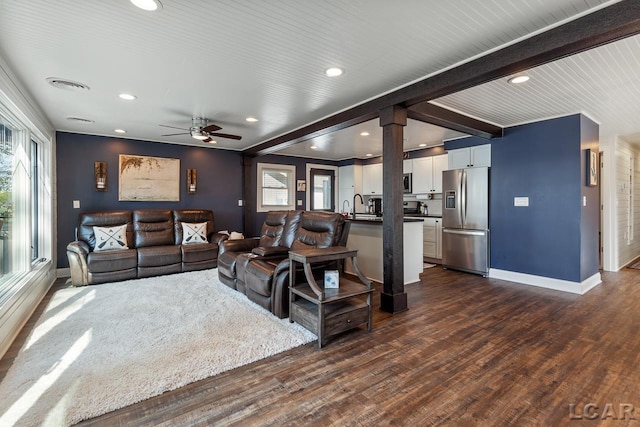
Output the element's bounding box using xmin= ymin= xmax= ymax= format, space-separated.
xmin=403 ymin=173 xmax=412 ymax=193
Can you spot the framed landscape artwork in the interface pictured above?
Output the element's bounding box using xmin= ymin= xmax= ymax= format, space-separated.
xmin=119 ymin=154 xmax=180 ymax=201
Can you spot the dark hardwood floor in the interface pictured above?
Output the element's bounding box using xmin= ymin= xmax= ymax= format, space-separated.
xmin=3 ymin=266 xmax=640 ymax=426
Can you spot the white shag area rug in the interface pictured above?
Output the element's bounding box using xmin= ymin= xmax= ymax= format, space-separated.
xmin=0 ymin=268 xmax=316 ymax=427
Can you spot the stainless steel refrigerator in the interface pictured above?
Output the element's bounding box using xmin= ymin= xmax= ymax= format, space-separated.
xmin=442 ymin=167 xmax=489 ymax=276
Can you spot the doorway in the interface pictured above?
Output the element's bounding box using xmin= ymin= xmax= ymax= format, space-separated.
xmin=306 ymin=164 xmax=338 ymax=212
xmin=309 ymin=168 xmax=335 ymax=211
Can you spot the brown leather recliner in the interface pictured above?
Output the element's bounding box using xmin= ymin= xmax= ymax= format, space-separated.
xmin=217 ymin=210 xmax=301 ymax=292
xmin=217 ymin=210 xmax=349 ymax=318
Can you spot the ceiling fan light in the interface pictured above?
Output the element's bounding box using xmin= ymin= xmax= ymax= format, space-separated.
xmin=191 ymin=133 xmax=208 ymax=140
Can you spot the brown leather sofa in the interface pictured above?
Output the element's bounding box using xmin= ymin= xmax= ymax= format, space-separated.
xmin=217 ymin=210 xmax=349 ymax=318
xmin=66 ymin=209 xmax=228 ymax=286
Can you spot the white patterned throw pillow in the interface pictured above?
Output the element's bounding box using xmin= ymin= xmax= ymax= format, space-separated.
xmin=93 ymin=224 xmax=128 ymax=252
xmin=182 ymin=222 xmax=208 ymax=244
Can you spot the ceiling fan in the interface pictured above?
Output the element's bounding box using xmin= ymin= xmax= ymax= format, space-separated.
xmin=160 ymin=117 xmax=242 ymax=143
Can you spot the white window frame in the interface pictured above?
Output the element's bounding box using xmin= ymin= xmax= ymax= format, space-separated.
xmin=257 ymin=163 xmax=296 ymax=212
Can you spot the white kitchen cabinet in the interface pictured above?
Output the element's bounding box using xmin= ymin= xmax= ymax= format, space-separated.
xmin=423 ymin=218 xmax=437 ymax=259
xmin=403 ymin=159 xmax=412 ymax=174
xmin=411 ymin=154 xmax=448 ymax=194
xmin=447 ymin=144 xmax=491 ymax=169
xmin=338 ymin=164 xmax=363 ymax=213
xmin=362 ymin=163 xmax=383 ymax=195
xmin=423 ymin=217 xmax=443 ymax=261
xmin=412 ymin=157 xmax=432 ymax=194
xmin=432 ymin=154 xmax=448 ymax=193
xmin=435 ymin=218 xmax=442 ymax=259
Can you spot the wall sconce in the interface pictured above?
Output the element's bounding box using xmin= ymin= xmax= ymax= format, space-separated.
xmin=95 ymin=161 xmax=107 ymax=191
xmin=187 ymin=168 xmax=197 ymax=194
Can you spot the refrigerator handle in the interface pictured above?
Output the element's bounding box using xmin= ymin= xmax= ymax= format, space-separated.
xmin=457 ymin=170 xmax=463 ymax=226
xmin=461 ymin=169 xmax=467 ymax=226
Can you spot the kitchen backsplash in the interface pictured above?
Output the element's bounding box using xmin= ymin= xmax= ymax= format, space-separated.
xmin=404 ymin=194 xmax=443 ymax=216
xmin=422 ymin=199 xmax=442 ymax=216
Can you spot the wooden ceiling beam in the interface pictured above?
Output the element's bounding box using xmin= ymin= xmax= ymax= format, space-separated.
xmin=245 ymin=1 xmax=640 ymax=157
xmin=245 ymin=111 xmax=378 ymax=157
xmin=407 ymin=103 xmax=503 ymax=139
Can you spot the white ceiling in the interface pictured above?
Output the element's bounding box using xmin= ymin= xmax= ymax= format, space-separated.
xmin=0 ymin=0 xmax=633 ymax=160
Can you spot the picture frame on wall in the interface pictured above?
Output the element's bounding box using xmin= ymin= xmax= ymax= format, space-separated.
xmin=587 ymin=149 xmax=598 ymax=187
xmin=119 ymin=154 xmax=180 ymax=201
xmin=297 ymin=180 xmax=306 ymax=192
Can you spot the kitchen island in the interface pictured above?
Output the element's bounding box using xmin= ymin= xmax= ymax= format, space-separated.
xmin=345 ymin=217 xmax=424 ymax=285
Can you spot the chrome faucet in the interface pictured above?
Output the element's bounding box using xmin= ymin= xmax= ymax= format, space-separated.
xmin=353 ymin=193 xmax=364 ymax=217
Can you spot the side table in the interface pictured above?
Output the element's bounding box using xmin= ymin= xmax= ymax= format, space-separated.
xmin=288 ymin=246 xmax=373 ymax=348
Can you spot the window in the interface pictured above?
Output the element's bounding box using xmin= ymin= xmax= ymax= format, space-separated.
xmin=0 ymin=107 xmax=49 ymax=296
xmin=31 ymin=139 xmax=38 ymax=261
xmin=0 ymin=119 xmax=15 ymax=282
xmin=257 ymin=163 xmax=295 ymax=212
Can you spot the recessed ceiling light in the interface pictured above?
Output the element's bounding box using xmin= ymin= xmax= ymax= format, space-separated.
xmin=508 ymin=75 xmax=530 ymax=84
xmin=360 ymin=131 xmax=370 ymax=136
xmin=207 ymin=140 xmax=217 ymax=144
xmin=246 ymin=117 xmax=259 ymax=122
xmin=366 ymin=153 xmax=372 ymax=157
xmin=325 ymin=67 xmax=343 ymax=77
xmin=118 ymin=93 xmax=137 ymax=100
xmin=114 ymin=129 xmax=127 ymax=134
xmin=310 ymin=145 xmax=318 ymax=150
xmin=130 ymin=0 xmax=162 ymax=11
xmin=419 ymin=143 xmax=427 ymax=147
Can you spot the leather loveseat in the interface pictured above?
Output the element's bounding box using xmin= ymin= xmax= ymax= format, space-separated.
xmin=66 ymin=209 xmax=228 ymax=286
xmin=217 ymin=210 xmax=349 ymax=318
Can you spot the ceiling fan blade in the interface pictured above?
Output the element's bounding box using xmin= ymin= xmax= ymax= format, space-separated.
xmin=202 ymin=124 xmax=222 ymax=133
xmin=208 ymin=132 xmax=242 ymax=140
xmin=161 ymin=132 xmax=189 ymax=136
xmin=159 ymin=124 xmax=189 ymax=131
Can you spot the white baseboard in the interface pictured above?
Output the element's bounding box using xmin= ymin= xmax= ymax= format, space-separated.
xmin=57 ymin=268 xmax=70 ymax=278
xmin=488 ymin=269 xmax=602 ymax=295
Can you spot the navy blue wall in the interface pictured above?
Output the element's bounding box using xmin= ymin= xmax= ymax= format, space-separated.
xmin=445 ymin=114 xmax=599 ymax=283
xmin=490 ymin=115 xmax=582 ymax=281
xmin=56 ymin=132 xmax=244 ymax=268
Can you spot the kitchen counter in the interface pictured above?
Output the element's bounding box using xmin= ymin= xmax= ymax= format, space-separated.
xmin=345 ymin=219 xmax=423 ymax=285
xmin=349 ymin=217 xmax=425 ymax=223
xmin=403 ymin=213 xmax=443 ymax=218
